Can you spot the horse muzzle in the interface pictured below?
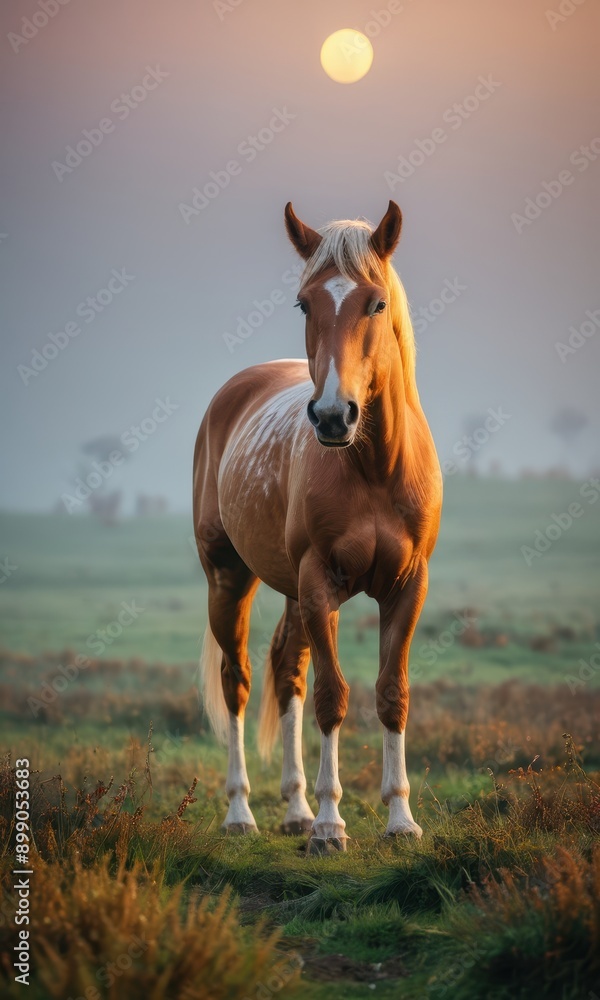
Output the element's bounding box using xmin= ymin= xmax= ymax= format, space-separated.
xmin=307 ymin=398 xmax=359 ymax=447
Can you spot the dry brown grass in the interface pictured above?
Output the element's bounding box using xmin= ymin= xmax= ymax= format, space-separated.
xmin=0 ymin=856 xmax=297 ymax=1000
xmin=2 ymin=652 xmax=598 ymax=777
xmin=0 ymin=649 xmax=202 ymax=731
xmin=450 ymin=845 xmax=600 ymax=998
xmin=1 ymin=651 xmax=598 ymax=997
xmin=346 ymin=678 xmax=600 ymax=772
xmin=0 ymin=729 xmax=298 ymax=999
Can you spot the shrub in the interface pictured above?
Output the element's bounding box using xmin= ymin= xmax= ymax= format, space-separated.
xmin=0 ymin=857 xmax=298 ymax=1000
xmin=446 ymin=845 xmax=600 ymax=999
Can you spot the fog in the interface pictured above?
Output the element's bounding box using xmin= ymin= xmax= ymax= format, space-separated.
xmin=1 ymin=0 xmax=598 ymax=512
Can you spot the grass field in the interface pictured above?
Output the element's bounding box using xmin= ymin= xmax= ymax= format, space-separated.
xmin=1 ymin=475 xmax=599 ymax=684
xmin=0 ymin=475 xmax=599 ymax=998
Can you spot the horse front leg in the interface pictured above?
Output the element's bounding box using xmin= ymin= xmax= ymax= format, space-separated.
xmin=376 ymin=560 xmax=429 ymax=838
xmin=299 ymin=554 xmax=349 ymax=853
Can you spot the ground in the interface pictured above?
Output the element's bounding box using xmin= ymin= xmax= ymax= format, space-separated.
xmin=0 ymin=475 xmax=598 ymax=998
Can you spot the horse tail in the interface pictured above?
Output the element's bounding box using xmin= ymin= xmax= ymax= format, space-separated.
xmin=258 ymin=646 xmax=279 ymax=761
xmin=199 ymin=624 xmax=229 ymax=744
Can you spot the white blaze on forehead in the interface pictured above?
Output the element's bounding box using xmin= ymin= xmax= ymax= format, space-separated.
xmin=323 ymin=275 xmax=357 ymax=315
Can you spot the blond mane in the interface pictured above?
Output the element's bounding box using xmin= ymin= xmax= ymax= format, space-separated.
xmin=299 ymin=219 xmax=418 ymax=404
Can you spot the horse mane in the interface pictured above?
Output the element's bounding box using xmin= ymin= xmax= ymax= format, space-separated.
xmin=298 ymin=219 xmax=419 ymax=405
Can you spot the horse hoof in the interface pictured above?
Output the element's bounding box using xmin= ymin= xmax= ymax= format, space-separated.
xmin=307 ymin=835 xmax=347 ymax=855
xmin=281 ymin=818 xmax=314 ymax=836
xmin=384 ymin=822 xmax=423 ymax=840
xmin=222 ymin=822 xmax=259 ymax=836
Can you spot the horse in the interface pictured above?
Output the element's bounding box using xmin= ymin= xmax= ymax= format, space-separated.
xmin=192 ymin=200 xmax=442 ymax=852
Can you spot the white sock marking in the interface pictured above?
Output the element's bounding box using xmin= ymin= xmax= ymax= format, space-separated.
xmin=280 ymin=695 xmax=314 ymax=826
xmin=313 ymin=728 xmax=346 ymax=840
xmin=382 ymin=729 xmax=421 ymax=836
xmin=224 ymin=712 xmax=257 ymax=829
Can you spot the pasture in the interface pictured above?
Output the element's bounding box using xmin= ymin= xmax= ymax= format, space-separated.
xmin=0 ymin=474 xmax=599 ymax=998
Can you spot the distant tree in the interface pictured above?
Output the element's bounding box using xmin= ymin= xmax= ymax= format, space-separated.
xmin=88 ymin=490 xmax=123 ymax=526
xmin=64 ymin=435 xmax=129 ymax=525
xmin=81 ymin=436 xmax=126 ymax=464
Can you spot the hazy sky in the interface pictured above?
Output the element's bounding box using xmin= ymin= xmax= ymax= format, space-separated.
xmin=1 ymin=0 xmax=599 ymax=511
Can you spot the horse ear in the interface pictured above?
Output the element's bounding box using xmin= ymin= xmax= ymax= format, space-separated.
xmin=370 ymin=201 xmax=403 ymax=259
xmin=284 ymin=202 xmax=323 ymax=260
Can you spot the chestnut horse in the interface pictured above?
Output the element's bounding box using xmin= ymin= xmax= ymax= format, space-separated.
xmin=193 ymin=201 xmax=442 ymax=851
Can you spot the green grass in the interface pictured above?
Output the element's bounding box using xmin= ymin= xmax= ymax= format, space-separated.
xmin=2 ymin=717 xmax=598 ymax=998
xmin=1 ymin=475 xmax=599 ymax=997
xmin=1 ymin=475 xmax=599 ymax=683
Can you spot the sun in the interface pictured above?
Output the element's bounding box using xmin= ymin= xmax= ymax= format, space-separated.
xmin=320 ymin=29 xmax=374 ymax=84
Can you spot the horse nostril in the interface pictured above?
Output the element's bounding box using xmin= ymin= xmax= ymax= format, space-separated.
xmin=307 ymin=400 xmax=320 ymax=427
xmin=347 ymin=401 xmax=359 ymax=426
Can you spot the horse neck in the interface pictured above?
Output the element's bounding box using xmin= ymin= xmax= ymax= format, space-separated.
xmin=359 ymin=343 xmax=409 ymax=482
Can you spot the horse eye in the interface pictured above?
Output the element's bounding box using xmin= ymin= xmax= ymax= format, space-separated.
xmin=374 ymin=300 xmax=386 ymax=314
xmin=295 ymin=300 xmax=307 ymax=314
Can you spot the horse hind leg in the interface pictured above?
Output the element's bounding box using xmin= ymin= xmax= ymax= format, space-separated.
xmin=204 ymin=556 xmax=260 ymax=834
xmin=258 ymin=598 xmax=315 ymax=834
